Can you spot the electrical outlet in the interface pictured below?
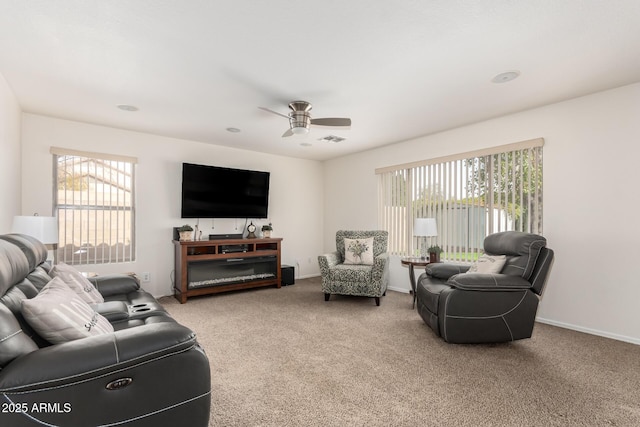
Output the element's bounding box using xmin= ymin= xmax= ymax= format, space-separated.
xmin=141 ymin=272 xmax=150 ymax=282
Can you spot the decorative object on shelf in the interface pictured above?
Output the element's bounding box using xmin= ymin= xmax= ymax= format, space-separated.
xmin=261 ymin=223 xmax=273 ymax=238
xmin=177 ymin=224 xmax=194 ymax=241
xmin=414 ymin=218 xmax=438 ymax=260
xmin=427 ymin=245 xmax=444 ymax=263
xmin=247 ymin=222 xmax=257 ymax=239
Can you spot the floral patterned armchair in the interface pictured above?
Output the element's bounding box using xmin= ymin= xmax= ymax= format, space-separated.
xmin=317 ymin=230 xmax=390 ymax=306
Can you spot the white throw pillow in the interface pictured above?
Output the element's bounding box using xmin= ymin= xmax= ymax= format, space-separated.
xmin=51 ymin=262 xmax=104 ymax=304
xmin=21 ymin=277 xmax=114 ymax=344
xmin=466 ymin=254 xmax=507 ymax=274
xmin=344 ymin=238 xmax=374 ymax=265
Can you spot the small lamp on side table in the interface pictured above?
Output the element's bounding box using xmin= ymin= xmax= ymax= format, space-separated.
xmin=12 ymin=214 xmax=59 ymax=264
xmin=413 ymin=218 xmax=437 ymax=260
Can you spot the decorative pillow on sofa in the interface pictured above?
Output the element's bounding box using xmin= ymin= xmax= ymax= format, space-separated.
xmin=466 ymin=254 xmax=507 ymax=274
xmin=21 ymin=277 xmax=114 ymax=344
xmin=344 ymin=238 xmax=374 ymax=265
xmin=51 ymin=262 xmax=104 ymax=304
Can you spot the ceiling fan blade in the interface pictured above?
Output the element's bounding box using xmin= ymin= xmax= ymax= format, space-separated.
xmin=310 ymin=117 xmax=352 ymax=127
xmin=258 ymin=106 xmax=290 ymax=119
xmin=282 ymin=129 xmax=294 ymax=137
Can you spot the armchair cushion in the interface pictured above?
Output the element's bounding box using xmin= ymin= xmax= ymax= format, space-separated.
xmin=336 ymin=230 xmax=388 ymax=262
xmin=330 ymin=264 xmax=374 ymax=282
xmin=344 ymin=237 xmax=374 ymax=265
xmin=21 ymin=277 xmax=114 ymax=344
xmin=466 ymin=254 xmax=506 ymax=274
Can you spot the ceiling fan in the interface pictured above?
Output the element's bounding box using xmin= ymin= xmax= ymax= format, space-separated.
xmin=259 ymin=101 xmax=351 ymax=137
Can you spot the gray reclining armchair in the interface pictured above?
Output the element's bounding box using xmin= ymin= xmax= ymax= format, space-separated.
xmin=416 ymin=231 xmax=554 ymax=343
xmin=318 ymin=230 xmax=389 ymax=306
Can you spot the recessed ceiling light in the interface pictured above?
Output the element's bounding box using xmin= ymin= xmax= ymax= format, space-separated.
xmin=491 ymin=71 xmax=521 ymax=84
xmin=300 ymin=142 xmax=312 ymax=147
xmin=226 ymin=127 xmax=241 ymax=133
xmin=117 ymin=104 xmax=138 ymax=111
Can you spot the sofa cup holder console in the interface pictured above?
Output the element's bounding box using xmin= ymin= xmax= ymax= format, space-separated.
xmin=128 ymin=302 xmax=162 ymax=317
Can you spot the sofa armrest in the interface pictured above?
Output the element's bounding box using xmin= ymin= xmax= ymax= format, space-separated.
xmin=92 ymin=300 xmax=130 ymax=322
xmin=426 ymin=263 xmax=470 ymax=279
xmin=89 ymin=274 xmax=140 ymax=297
xmin=447 ymin=273 xmax=532 ymax=291
xmin=0 ymin=323 xmax=211 ymax=427
xmin=0 ymin=322 xmax=196 ymax=390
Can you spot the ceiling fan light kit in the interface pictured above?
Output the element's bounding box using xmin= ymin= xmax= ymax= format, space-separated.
xmin=290 ymin=110 xmax=311 ymax=134
xmin=260 ymin=100 xmax=351 ymax=138
xmin=291 ymin=125 xmax=309 ymax=135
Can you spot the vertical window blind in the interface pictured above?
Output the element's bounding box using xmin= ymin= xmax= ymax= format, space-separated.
xmin=376 ymin=138 xmax=543 ymax=261
xmin=51 ymin=147 xmax=137 ymax=265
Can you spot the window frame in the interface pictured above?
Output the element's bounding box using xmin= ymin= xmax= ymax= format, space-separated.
xmin=376 ymin=138 xmax=544 ymax=261
xmin=51 ymin=147 xmax=137 ymax=265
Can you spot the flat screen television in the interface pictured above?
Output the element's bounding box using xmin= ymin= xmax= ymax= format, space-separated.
xmin=181 ymin=163 xmax=270 ymax=218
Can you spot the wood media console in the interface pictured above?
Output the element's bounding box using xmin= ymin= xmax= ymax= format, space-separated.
xmin=173 ymin=237 xmax=283 ymax=303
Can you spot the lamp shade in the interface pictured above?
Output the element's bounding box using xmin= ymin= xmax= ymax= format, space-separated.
xmin=12 ymin=215 xmax=59 ymax=244
xmin=414 ymin=218 xmax=437 ymax=237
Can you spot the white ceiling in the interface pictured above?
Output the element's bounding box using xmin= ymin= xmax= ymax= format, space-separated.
xmin=1 ymin=1 xmax=639 ymax=161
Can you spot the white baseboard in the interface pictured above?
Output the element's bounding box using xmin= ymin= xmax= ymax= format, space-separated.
xmin=387 ymin=285 xmax=410 ymax=294
xmin=536 ymin=317 xmax=640 ymax=346
xmin=298 ymin=273 xmax=320 ymax=280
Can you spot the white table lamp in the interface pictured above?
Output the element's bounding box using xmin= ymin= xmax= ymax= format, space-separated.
xmin=413 ymin=218 xmax=437 ymax=260
xmin=12 ymin=214 xmax=59 ymax=263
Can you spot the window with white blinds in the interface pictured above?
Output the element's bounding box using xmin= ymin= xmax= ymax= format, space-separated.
xmin=51 ymin=147 xmax=137 ymax=265
xmin=377 ymin=138 xmax=543 ymax=261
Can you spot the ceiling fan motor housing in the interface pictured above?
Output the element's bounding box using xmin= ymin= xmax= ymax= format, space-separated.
xmin=289 ymin=101 xmax=312 ymax=133
xmin=289 ymin=111 xmax=311 ymax=133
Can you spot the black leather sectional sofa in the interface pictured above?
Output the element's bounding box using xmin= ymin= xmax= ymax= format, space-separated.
xmin=0 ymin=233 xmax=211 ymax=426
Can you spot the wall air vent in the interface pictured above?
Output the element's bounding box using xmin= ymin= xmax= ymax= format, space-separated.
xmin=318 ymin=135 xmax=346 ymax=144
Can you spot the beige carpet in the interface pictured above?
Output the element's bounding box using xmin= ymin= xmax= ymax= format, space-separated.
xmin=159 ymin=277 xmax=640 ymax=427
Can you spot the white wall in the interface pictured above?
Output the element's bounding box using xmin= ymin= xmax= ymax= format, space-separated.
xmin=323 ymin=82 xmax=640 ymax=345
xmin=0 ymin=74 xmax=22 ymax=232
xmin=21 ymin=114 xmax=324 ymax=296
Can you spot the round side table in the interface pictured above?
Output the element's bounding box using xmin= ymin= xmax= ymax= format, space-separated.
xmin=400 ymin=257 xmax=430 ymax=309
